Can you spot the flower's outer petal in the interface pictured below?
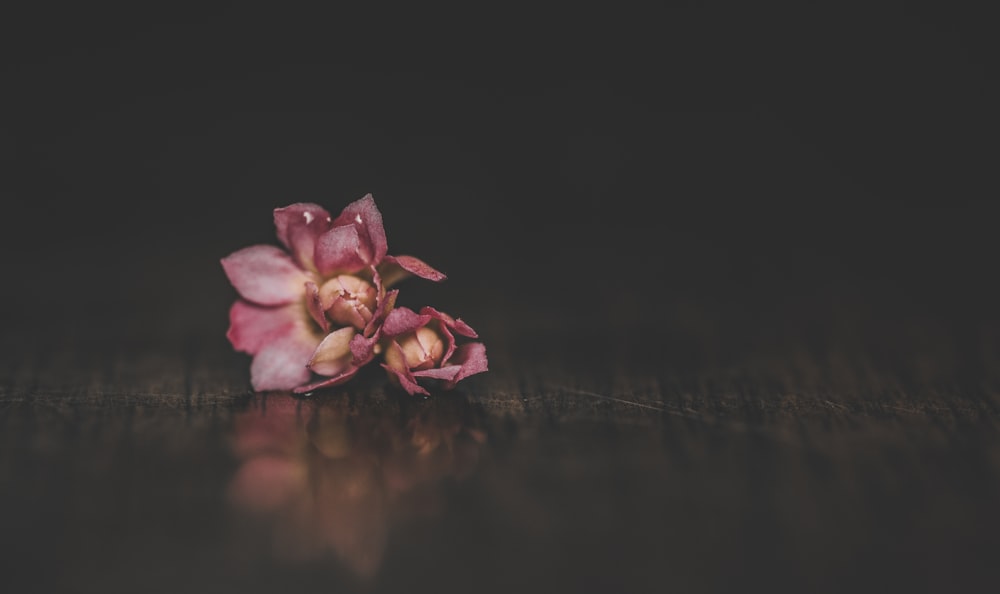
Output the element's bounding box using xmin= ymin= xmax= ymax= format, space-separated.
xmin=416 ymin=307 xmax=457 ymax=362
xmin=292 ymin=366 xmax=361 ymax=394
xmin=304 ymin=281 xmax=329 ymax=332
xmin=442 ymin=342 xmax=489 ymax=389
xmin=222 ymin=245 xmax=310 ymax=306
xmin=307 ymin=327 xmax=355 ymax=376
xmin=412 ymin=365 xmax=462 ymax=381
xmin=375 ymin=259 xmax=410 ymax=289
xmin=349 ymin=280 xmax=398 ymax=362
xmin=363 ymin=287 xmax=398 ymax=338
xmin=227 ymin=300 xmax=302 ymax=355
xmin=382 ymin=307 xmax=433 ymax=337
xmin=332 ymin=193 xmax=387 ymax=265
xmin=382 ymin=341 xmax=430 ymax=396
xmin=349 ymin=332 xmax=380 ymax=365
xmin=421 ymin=306 xmax=478 ymax=338
xmin=250 ymin=330 xmax=320 ymax=391
xmin=314 ymin=224 xmax=367 ymax=276
xmin=274 ymin=203 xmax=332 ymax=271
xmin=384 ymin=255 xmax=447 ymax=282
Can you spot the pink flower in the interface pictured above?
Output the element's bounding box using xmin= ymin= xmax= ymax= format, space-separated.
xmin=222 ymin=194 xmax=445 ymax=392
xmin=380 ymin=306 xmax=489 ymax=396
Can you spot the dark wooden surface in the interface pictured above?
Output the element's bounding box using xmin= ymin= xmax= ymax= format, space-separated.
xmin=4 ymin=4 xmax=1000 ymax=593
xmin=3 ymin=271 xmax=999 ymax=593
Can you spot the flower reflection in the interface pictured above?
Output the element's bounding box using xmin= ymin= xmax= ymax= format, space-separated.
xmin=227 ymin=393 xmax=485 ymax=577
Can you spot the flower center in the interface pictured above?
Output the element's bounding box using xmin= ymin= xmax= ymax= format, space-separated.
xmin=319 ymin=275 xmax=377 ymax=330
xmin=396 ymin=326 xmax=446 ymax=371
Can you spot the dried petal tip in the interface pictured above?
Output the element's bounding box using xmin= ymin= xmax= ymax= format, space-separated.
xmin=273 ymin=203 xmax=332 ymax=271
xmin=383 ymin=255 xmax=447 ymax=283
xmin=332 ymin=193 xmax=388 ymax=265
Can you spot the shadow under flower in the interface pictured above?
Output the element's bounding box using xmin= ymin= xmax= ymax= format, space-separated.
xmin=227 ymin=392 xmax=486 ymax=578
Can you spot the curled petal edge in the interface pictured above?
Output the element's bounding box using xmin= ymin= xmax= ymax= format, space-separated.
xmin=382 ymin=255 xmax=447 ymax=283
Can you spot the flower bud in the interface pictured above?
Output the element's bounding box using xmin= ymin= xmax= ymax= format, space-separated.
xmin=319 ymin=275 xmax=377 ymax=330
xmin=386 ymin=326 xmax=445 ymax=372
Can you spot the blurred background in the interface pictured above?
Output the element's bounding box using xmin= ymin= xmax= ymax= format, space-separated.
xmin=3 ymin=1 xmax=999 ymax=378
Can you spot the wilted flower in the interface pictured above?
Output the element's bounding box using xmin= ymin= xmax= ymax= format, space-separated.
xmin=222 ymin=194 xmax=446 ymax=392
xmin=381 ymin=306 xmax=489 ymax=396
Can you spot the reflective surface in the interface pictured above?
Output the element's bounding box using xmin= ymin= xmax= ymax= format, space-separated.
xmin=228 ymin=394 xmax=485 ymax=578
xmin=3 ymin=385 xmax=999 ymax=594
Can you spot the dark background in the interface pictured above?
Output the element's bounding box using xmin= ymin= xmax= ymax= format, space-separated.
xmin=2 ymin=4 xmax=1000 ymax=593
xmin=4 ymin=2 xmax=998 ymax=337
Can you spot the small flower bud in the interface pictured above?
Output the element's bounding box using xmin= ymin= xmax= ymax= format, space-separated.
xmin=320 ymin=275 xmax=377 ymax=330
xmin=386 ymin=326 xmax=445 ymax=372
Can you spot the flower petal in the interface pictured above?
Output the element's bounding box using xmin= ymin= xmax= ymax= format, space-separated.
xmin=412 ymin=365 xmax=462 ymax=381
xmin=292 ymin=366 xmax=361 ymax=394
xmin=384 ymin=255 xmax=447 ymax=282
xmin=308 ymin=327 xmax=356 ymax=376
xmin=250 ymin=330 xmax=321 ymax=391
xmin=332 ymin=193 xmax=388 ymax=265
xmin=273 ymin=203 xmax=332 ymax=271
xmin=382 ymin=306 xmax=433 ymax=337
xmin=442 ymin=342 xmax=489 ymax=389
xmin=420 ymin=306 xmax=478 ymax=338
xmin=348 ymin=332 xmax=379 ymax=365
xmin=376 ymin=259 xmax=410 ymax=289
xmin=381 ymin=341 xmax=429 ymax=396
xmin=304 ymin=281 xmax=329 ymax=332
xmin=226 ymin=300 xmax=303 ymax=355
xmin=415 ymin=306 xmax=463 ymax=362
xmin=222 ymin=245 xmax=310 ymax=306
xmin=363 ymin=287 xmax=398 ymax=338
xmin=314 ymin=224 xmax=367 ymax=276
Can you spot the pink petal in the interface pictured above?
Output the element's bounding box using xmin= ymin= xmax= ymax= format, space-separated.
xmin=381 ymin=342 xmax=429 ymax=396
xmin=363 ymin=287 xmax=398 ymax=338
xmin=384 ymin=255 xmax=447 ymax=282
xmin=376 ymin=260 xmax=410 ymax=289
xmin=292 ymin=366 xmax=361 ymax=394
xmin=382 ymin=306 xmax=432 ymax=337
xmin=442 ymin=342 xmax=489 ymax=389
xmin=415 ymin=307 xmax=457 ymax=361
xmin=304 ymin=281 xmax=329 ymax=332
xmin=307 ymin=327 xmax=355 ymax=376
xmin=221 ymin=245 xmax=310 ymax=306
xmin=332 ymin=193 xmax=388 ymax=265
xmin=348 ymin=285 xmax=395 ymax=362
xmin=273 ymin=203 xmax=332 ymax=271
xmin=412 ymin=365 xmax=462 ymax=381
xmin=250 ymin=330 xmax=321 ymax=391
xmin=433 ymin=321 xmax=458 ymax=364
xmin=226 ymin=300 xmax=302 ymax=355
xmin=349 ymin=332 xmax=380 ymax=365
xmin=421 ymin=306 xmax=478 ymax=338
xmin=314 ymin=224 xmax=367 ymax=276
